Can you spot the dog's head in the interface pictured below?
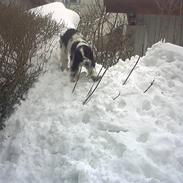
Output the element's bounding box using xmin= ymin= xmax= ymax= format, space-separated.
xmin=71 ymin=44 xmax=95 ymax=71
xmin=79 ymin=45 xmax=95 ymax=69
xmin=70 ymin=42 xmax=99 ymax=82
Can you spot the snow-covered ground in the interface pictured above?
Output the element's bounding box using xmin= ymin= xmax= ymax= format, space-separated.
xmin=0 ymin=2 xmax=183 ymax=183
xmin=0 ymin=41 xmax=183 ymax=183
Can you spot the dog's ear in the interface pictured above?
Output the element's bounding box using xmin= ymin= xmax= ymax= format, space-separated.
xmin=84 ymin=46 xmax=95 ymax=67
xmin=71 ymin=49 xmax=83 ymax=72
xmin=84 ymin=46 xmax=93 ymax=60
xmin=74 ymin=49 xmax=83 ymax=63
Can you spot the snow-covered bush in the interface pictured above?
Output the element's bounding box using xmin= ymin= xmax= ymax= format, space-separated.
xmin=77 ymin=0 xmax=134 ymax=68
xmin=0 ymin=4 xmax=60 ymax=129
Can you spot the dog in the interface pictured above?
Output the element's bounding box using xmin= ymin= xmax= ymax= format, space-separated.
xmin=60 ymin=28 xmax=99 ymax=82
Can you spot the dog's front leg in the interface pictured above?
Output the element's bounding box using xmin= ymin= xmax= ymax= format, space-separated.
xmin=60 ymin=47 xmax=69 ymax=71
xmin=70 ymin=65 xmax=81 ymax=82
xmin=70 ymin=70 xmax=79 ymax=82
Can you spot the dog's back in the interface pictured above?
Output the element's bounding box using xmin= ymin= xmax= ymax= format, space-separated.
xmin=60 ymin=29 xmax=78 ymax=48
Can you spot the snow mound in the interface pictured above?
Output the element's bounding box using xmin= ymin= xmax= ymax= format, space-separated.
xmin=30 ymin=2 xmax=80 ymax=29
xmin=0 ymin=42 xmax=183 ymax=183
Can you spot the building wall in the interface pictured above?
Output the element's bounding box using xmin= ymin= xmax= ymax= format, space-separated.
xmin=130 ymin=15 xmax=183 ymax=55
xmin=67 ymin=0 xmax=103 ymax=10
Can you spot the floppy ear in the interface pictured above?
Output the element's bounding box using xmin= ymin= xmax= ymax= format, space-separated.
xmin=71 ymin=49 xmax=83 ymax=72
xmin=84 ymin=46 xmax=95 ymax=67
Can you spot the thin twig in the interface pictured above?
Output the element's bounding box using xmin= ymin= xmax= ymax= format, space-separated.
xmin=86 ymin=65 xmax=103 ymax=97
xmin=123 ymin=55 xmax=140 ymax=85
xmin=112 ymin=35 xmax=144 ymax=101
xmin=112 ymin=91 xmax=121 ymax=100
xmin=72 ymin=66 xmax=82 ymax=93
xmin=83 ymin=67 xmax=108 ymax=105
xmin=144 ymin=79 xmax=155 ymax=93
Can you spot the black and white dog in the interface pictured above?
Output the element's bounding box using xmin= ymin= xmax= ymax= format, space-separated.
xmin=60 ymin=28 xmax=99 ymax=82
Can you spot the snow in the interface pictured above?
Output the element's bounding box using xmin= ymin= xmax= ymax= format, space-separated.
xmin=0 ymin=40 xmax=183 ymax=183
xmin=0 ymin=3 xmax=183 ymax=183
xmin=30 ymin=2 xmax=80 ymax=30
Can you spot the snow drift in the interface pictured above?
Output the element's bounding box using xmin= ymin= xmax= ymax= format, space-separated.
xmin=0 ymin=41 xmax=183 ymax=183
xmin=30 ymin=2 xmax=80 ymax=30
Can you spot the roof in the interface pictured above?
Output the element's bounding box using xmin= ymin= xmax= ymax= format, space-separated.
xmin=104 ymin=0 xmax=183 ymax=15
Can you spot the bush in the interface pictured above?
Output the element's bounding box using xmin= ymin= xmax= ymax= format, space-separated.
xmin=77 ymin=0 xmax=134 ymax=68
xmin=0 ymin=4 xmax=61 ymax=129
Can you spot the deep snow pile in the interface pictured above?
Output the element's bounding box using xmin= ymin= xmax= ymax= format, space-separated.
xmin=0 ymin=3 xmax=183 ymax=182
xmin=0 ymin=41 xmax=183 ymax=183
xmin=31 ymin=2 xmax=80 ymax=29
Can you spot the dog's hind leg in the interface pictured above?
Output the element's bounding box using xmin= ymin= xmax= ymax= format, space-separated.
xmin=60 ymin=47 xmax=69 ymax=71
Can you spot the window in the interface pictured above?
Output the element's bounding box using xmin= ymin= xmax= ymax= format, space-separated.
xmin=127 ymin=13 xmax=136 ymax=26
xmin=63 ymin=0 xmax=80 ymax=8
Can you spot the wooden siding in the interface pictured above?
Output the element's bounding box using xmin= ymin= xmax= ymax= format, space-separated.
xmin=130 ymin=15 xmax=183 ymax=55
xmin=104 ymin=0 xmax=183 ymax=16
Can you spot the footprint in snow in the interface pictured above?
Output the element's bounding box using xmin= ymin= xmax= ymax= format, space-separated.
xmin=137 ymin=132 xmax=150 ymax=143
xmin=137 ymin=99 xmax=152 ymax=115
xmin=142 ymin=100 xmax=152 ymax=111
xmin=118 ymin=99 xmax=127 ymax=108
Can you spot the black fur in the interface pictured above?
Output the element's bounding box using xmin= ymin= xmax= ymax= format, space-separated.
xmin=70 ymin=49 xmax=82 ymax=78
xmin=60 ymin=29 xmax=78 ymax=48
xmin=71 ymin=45 xmax=95 ymax=74
xmin=70 ymin=41 xmax=80 ymax=61
xmin=78 ymin=45 xmax=95 ymax=67
xmin=60 ymin=28 xmax=99 ymax=82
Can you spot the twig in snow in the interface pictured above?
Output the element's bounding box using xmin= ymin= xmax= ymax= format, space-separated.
xmin=144 ymin=79 xmax=155 ymax=93
xmin=112 ymin=41 xmax=144 ymax=100
xmin=112 ymin=91 xmax=121 ymax=100
xmin=86 ymin=65 xmax=103 ymax=97
xmin=83 ymin=67 xmax=108 ymax=105
xmin=123 ymin=55 xmax=141 ymax=85
xmin=72 ymin=66 xmax=82 ymax=93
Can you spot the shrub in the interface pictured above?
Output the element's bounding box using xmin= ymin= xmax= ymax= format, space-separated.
xmin=77 ymin=0 xmax=134 ymax=68
xmin=0 ymin=4 xmax=61 ymax=129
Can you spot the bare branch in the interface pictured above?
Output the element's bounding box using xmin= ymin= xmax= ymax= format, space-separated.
xmin=86 ymin=65 xmax=103 ymax=97
xmin=123 ymin=56 xmax=140 ymax=85
xmin=72 ymin=66 xmax=82 ymax=93
xmin=144 ymin=79 xmax=155 ymax=93
xmin=112 ymin=92 xmax=121 ymax=100
xmin=83 ymin=68 xmax=108 ymax=105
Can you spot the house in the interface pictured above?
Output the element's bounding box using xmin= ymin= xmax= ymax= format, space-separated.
xmin=64 ymin=0 xmax=105 ymax=11
xmin=64 ymin=0 xmax=94 ymax=8
xmin=104 ymin=0 xmax=183 ymax=55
